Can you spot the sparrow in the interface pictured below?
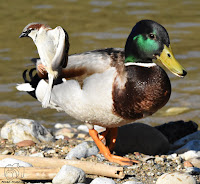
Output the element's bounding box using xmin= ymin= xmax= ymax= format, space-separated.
xmin=19 ymin=23 xmax=69 ymax=108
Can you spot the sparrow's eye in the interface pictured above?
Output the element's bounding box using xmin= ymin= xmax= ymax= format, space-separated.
xmin=27 ymin=28 xmax=33 ymax=34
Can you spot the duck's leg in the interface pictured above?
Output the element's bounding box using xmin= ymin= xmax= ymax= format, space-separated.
xmin=99 ymin=129 xmax=109 ymax=146
xmin=99 ymin=128 xmax=118 ymax=152
xmin=107 ymin=127 xmax=118 ymax=152
xmin=89 ymin=128 xmax=137 ymax=166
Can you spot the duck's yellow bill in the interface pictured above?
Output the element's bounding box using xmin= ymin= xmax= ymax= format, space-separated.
xmin=156 ymin=45 xmax=187 ymax=77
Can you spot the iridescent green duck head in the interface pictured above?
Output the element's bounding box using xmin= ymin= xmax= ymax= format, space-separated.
xmin=125 ymin=20 xmax=187 ymax=77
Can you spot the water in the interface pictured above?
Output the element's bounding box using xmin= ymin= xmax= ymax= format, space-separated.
xmin=0 ymin=0 xmax=200 ymax=128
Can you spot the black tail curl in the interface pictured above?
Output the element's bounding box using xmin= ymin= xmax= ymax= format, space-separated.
xmin=22 ymin=68 xmax=41 ymax=99
xmin=22 ymin=68 xmax=64 ymax=99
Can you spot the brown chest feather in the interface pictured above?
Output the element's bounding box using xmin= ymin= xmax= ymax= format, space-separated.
xmin=112 ymin=65 xmax=171 ymax=120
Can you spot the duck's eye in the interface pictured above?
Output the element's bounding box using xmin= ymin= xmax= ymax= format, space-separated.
xmin=149 ymin=33 xmax=156 ymax=40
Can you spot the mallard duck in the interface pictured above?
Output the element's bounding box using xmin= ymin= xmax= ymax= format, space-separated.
xmin=19 ymin=23 xmax=69 ymax=108
xmin=17 ymin=20 xmax=186 ymax=165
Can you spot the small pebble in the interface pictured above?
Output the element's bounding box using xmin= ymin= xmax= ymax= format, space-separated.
xmin=55 ymin=135 xmax=65 ymax=140
xmin=184 ymin=160 xmax=193 ymax=168
xmin=54 ymin=123 xmax=71 ymax=129
xmin=1 ymin=139 xmax=6 ymax=144
xmin=30 ymin=152 xmax=44 ymax=157
xmin=52 ymin=165 xmax=85 ymax=184
xmin=188 ymin=157 xmax=200 ymax=168
xmin=90 ymin=177 xmax=116 ymax=184
xmin=54 ymin=128 xmax=75 ymax=138
xmin=77 ymin=133 xmax=87 ymax=139
xmin=155 ymin=156 xmax=164 ymax=163
xmin=62 ymin=146 xmax=69 ymax=153
xmin=1 ymin=149 xmax=12 ymax=155
xmin=45 ymin=149 xmax=56 ymax=154
xmin=77 ymin=125 xmax=105 ymax=133
xmin=16 ymin=140 xmax=36 ymax=147
xmin=14 ymin=150 xmax=27 ymax=156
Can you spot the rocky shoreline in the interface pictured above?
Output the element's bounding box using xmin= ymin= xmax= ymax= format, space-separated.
xmin=0 ymin=119 xmax=200 ymax=184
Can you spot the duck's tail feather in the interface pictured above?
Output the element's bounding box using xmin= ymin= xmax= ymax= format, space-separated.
xmin=16 ymin=83 xmax=34 ymax=92
xmin=16 ymin=68 xmax=41 ymax=99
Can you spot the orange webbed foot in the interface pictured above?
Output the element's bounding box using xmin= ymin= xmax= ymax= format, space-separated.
xmin=89 ymin=128 xmax=139 ymax=166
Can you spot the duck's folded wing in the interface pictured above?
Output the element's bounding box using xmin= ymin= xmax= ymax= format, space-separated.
xmin=31 ymin=48 xmax=124 ymax=81
xmin=61 ymin=48 xmax=124 ymax=80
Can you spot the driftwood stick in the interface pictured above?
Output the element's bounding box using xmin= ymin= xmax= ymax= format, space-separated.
xmin=0 ymin=155 xmax=125 ymax=179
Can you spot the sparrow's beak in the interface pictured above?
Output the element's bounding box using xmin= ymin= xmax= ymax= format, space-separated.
xmin=19 ymin=32 xmax=28 ymax=38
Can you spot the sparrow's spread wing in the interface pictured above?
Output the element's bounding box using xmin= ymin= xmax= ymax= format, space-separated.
xmin=49 ymin=26 xmax=67 ymax=71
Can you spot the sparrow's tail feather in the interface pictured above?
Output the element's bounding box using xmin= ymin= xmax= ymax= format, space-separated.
xmin=41 ymin=73 xmax=54 ymax=108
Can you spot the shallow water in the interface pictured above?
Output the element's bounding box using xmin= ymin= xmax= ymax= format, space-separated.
xmin=0 ymin=0 xmax=200 ymax=128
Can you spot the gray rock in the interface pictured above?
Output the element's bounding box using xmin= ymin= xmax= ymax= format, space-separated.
xmin=175 ymin=140 xmax=200 ymax=154
xmin=52 ymin=165 xmax=85 ymax=184
xmin=1 ymin=119 xmax=54 ymax=143
xmin=172 ymin=131 xmax=200 ymax=149
xmin=0 ymin=158 xmax=33 ymax=167
xmin=65 ymin=141 xmax=99 ymax=160
xmin=114 ymin=123 xmax=169 ymax=155
xmin=90 ymin=177 xmax=116 ymax=184
xmin=156 ymin=172 xmax=196 ymax=184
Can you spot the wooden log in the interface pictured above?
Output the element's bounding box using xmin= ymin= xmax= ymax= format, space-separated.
xmin=0 ymin=155 xmax=125 ymax=180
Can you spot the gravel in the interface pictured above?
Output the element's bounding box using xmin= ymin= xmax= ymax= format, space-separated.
xmin=0 ymin=119 xmax=200 ymax=184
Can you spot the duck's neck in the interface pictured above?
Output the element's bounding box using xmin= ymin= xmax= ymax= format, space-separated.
xmin=125 ymin=55 xmax=138 ymax=63
xmin=124 ymin=30 xmax=151 ymax=63
xmin=124 ymin=34 xmax=144 ymax=63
